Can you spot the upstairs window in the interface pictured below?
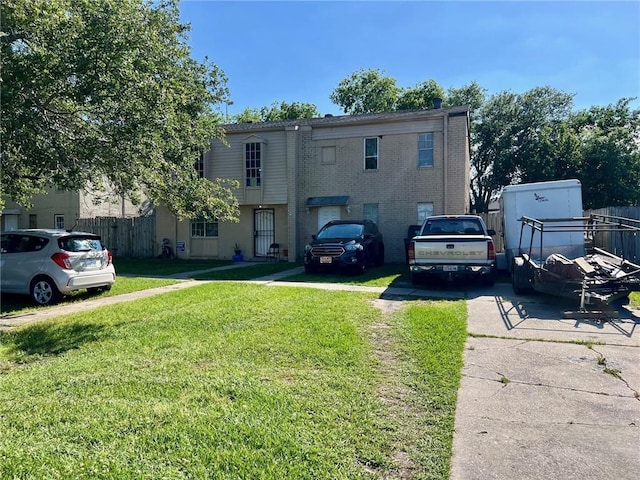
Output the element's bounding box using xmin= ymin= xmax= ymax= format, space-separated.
xmin=364 ymin=137 xmax=378 ymax=170
xmin=194 ymin=152 xmax=205 ymax=178
xmin=418 ymin=133 xmax=434 ymax=167
xmin=245 ymin=142 xmax=261 ymax=187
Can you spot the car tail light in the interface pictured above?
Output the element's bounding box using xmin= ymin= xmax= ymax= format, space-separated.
xmin=52 ymin=252 xmax=73 ymax=270
xmin=487 ymin=240 xmax=496 ymax=260
xmin=107 ymin=249 xmax=113 ymax=266
xmin=408 ymin=241 xmax=415 ymax=261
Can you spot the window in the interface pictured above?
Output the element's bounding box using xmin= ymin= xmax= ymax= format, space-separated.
xmin=194 ymin=152 xmax=205 ymax=178
xmin=191 ymin=218 xmax=219 ymax=237
xmin=417 ymin=202 xmax=434 ymax=224
xmin=321 ymin=146 xmax=336 ymax=165
xmin=29 ymin=214 xmax=37 ymax=228
xmin=245 ymin=142 xmax=261 ymax=187
xmin=418 ymin=133 xmax=434 ymax=167
xmin=364 ymin=137 xmax=378 ymax=170
xmin=1 ymin=234 xmax=49 ymax=253
xmin=54 ymin=214 xmax=64 ymax=230
xmin=363 ymin=203 xmax=379 ymax=224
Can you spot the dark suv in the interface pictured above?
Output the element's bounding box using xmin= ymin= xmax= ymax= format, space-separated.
xmin=304 ymin=220 xmax=384 ymax=274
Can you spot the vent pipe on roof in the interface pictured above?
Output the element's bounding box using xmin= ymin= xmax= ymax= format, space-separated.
xmin=433 ymin=97 xmax=443 ymax=109
xmin=324 ymin=114 xmax=333 ymax=118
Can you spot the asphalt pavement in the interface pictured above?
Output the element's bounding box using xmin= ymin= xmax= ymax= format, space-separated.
xmin=1 ymin=265 xmax=638 ymax=479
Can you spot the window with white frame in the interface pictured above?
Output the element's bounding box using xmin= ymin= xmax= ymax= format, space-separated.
xmin=54 ymin=214 xmax=64 ymax=229
xmin=363 ymin=203 xmax=379 ymax=224
xmin=245 ymin=142 xmax=261 ymax=187
xmin=190 ymin=218 xmax=219 ymax=237
xmin=417 ymin=202 xmax=434 ymax=224
xmin=194 ymin=152 xmax=205 ymax=178
xmin=364 ymin=137 xmax=378 ymax=170
xmin=418 ymin=133 xmax=434 ymax=167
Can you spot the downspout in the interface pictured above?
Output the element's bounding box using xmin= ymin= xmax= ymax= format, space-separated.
xmin=443 ymin=111 xmax=448 ymax=214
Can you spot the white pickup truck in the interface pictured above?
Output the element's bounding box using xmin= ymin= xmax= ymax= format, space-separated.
xmin=407 ymin=215 xmax=497 ymax=285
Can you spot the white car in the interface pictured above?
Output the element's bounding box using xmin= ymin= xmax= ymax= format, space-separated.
xmin=0 ymin=229 xmax=116 ymax=306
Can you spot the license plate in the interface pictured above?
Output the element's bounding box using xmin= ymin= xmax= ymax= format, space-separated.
xmin=84 ymin=258 xmax=98 ymax=268
xmin=443 ymin=265 xmax=458 ymax=272
xmin=320 ymin=256 xmax=332 ymax=264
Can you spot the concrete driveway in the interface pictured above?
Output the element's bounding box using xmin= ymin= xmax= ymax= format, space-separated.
xmin=451 ymin=283 xmax=640 ymax=480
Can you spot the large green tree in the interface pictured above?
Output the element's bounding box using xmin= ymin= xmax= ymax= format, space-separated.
xmin=1 ymin=0 xmax=239 ymax=221
xmin=330 ymin=69 xmax=446 ymax=114
xmin=397 ymin=80 xmax=445 ymax=111
xmin=471 ymin=87 xmax=580 ymax=212
xmin=330 ymin=68 xmax=400 ymax=115
xmin=571 ymin=98 xmax=640 ymax=209
xmin=233 ymin=101 xmax=320 ymax=123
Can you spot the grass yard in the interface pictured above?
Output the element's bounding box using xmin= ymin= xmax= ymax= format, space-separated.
xmin=0 ymin=282 xmax=467 ymax=479
xmin=0 ymin=277 xmax=179 ymax=317
xmin=285 ymin=264 xmax=412 ymax=288
xmin=631 ymin=291 xmax=640 ymax=309
xmin=113 ymin=257 xmax=232 ymax=276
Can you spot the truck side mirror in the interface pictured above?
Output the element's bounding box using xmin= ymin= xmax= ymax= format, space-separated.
xmin=488 ymin=229 xmax=496 ymax=236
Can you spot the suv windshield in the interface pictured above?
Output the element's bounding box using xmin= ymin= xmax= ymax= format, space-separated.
xmin=317 ymin=224 xmax=364 ymax=239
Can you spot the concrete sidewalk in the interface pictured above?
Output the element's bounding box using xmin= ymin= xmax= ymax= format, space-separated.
xmin=450 ymin=283 xmax=640 ymax=480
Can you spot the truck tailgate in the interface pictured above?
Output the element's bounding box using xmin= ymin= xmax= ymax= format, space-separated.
xmin=413 ymin=236 xmax=490 ymax=263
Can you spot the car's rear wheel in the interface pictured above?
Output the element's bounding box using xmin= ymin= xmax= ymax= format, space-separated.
xmin=31 ymin=276 xmax=61 ymax=306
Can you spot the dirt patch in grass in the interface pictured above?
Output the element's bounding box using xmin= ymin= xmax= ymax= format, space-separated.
xmin=368 ymin=298 xmax=422 ymax=479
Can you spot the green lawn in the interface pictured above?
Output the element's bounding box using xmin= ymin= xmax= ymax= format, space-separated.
xmin=0 ymin=277 xmax=179 ymax=317
xmin=113 ymin=257 xmax=232 ymax=276
xmin=0 ymin=283 xmax=467 ymax=479
xmin=631 ymin=291 xmax=640 ymax=309
xmin=285 ymin=264 xmax=412 ymax=288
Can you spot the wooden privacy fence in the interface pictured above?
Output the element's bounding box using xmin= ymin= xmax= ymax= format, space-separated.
xmin=480 ymin=206 xmax=640 ymax=263
xmin=587 ymin=206 xmax=640 ymax=263
xmin=76 ymin=216 xmax=156 ymax=258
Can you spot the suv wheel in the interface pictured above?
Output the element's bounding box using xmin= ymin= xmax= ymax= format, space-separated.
xmin=376 ymin=246 xmax=385 ymax=267
xmin=31 ymin=276 xmax=61 ymax=306
xmin=304 ymin=264 xmax=317 ymax=274
xmin=355 ymin=252 xmax=368 ymax=275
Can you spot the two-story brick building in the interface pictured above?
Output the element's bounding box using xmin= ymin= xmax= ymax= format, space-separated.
xmin=156 ymin=106 xmax=471 ymax=263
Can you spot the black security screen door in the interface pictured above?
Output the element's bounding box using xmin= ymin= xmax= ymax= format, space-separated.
xmin=253 ymin=209 xmax=274 ymax=257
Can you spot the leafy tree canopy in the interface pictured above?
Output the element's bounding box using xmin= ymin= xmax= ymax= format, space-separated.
xmin=232 ymin=101 xmax=320 ymax=123
xmin=330 ymin=68 xmax=400 ymax=115
xmin=570 ymin=98 xmax=640 ymax=209
xmin=1 ymin=0 xmax=239 ymax=221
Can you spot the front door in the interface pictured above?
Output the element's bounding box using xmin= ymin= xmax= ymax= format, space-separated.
xmin=317 ymin=206 xmax=341 ymax=231
xmin=254 ymin=209 xmax=274 ymax=257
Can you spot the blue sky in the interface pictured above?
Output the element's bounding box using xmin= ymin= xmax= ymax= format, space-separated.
xmin=179 ymin=0 xmax=640 ymax=117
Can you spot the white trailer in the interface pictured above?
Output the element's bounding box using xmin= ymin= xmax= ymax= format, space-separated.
xmin=499 ymin=179 xmax=584 ymax=270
